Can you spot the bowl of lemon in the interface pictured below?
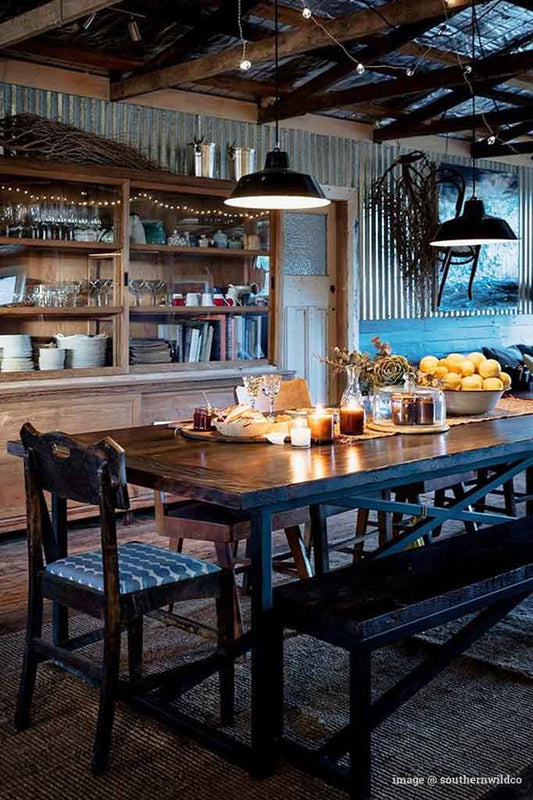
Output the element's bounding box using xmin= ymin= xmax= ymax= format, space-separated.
xmin=418 ymin=352 xmax=510 ymax=416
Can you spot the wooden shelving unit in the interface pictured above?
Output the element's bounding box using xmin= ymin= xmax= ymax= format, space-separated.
xmin=0 ymin=306 xmax=123 ymax=319
xmin=130 ymin=243 xmax=269 ymax=258
xmin=129 ymin=305 xmax=269 ymax=316
xmin=0 ymin=236 xmax=121 ymax=252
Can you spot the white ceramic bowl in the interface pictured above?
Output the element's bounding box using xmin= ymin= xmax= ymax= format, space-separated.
xmin=444 ymin=389 xmax=503 ymax=416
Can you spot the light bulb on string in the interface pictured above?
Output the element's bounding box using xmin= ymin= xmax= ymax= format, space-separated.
xmin=356 ymin=63 xmax=365 ymax=76
xmin=302 ymin=6 xmax=312 ymax=19
xmin=487 ymin=135 xmax=497 ymax=145
xmin=239 ymin=59 xmax=252 ymax=71
xmin=406 ymin=67 xmax=415 ymax=77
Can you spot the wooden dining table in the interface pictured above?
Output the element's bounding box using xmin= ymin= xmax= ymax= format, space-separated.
xmin=8 ymin=414 xmax=533 ymax=776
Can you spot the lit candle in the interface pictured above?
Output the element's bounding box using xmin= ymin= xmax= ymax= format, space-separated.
xmin=339 ymin=398 xmax=365 ymax=436
xmin=307 ymin=404 xmax=334 ymax=443
xmin=290 ymin=417 xmax=311 ymax=448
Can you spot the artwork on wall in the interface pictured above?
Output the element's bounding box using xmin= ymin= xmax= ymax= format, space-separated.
xmin=438 ymin=165 xmax=519 ymax=311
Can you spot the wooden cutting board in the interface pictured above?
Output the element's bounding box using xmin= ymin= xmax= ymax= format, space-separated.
xmin=178 ymin=424 xmax=265 ymax=444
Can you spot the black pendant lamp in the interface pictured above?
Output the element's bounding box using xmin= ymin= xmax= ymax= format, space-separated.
xmin=430 ymin=0 xmax=517 ymax=248
xmin=224 ymin=0 xmax=330 ymax=211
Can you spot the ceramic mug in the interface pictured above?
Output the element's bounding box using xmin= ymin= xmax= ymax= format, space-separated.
xmin=201 ymin=292 xmax=214 ymax=306
xmin=185 ymin=292 xmax=200 ymax=306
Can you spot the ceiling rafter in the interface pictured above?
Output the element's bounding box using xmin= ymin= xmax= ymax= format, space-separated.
xmin=472 ymin=138 xmax=533 ymax=157
xmin=257 ymin=49 xmax=533 ymax=123
xmin=372 ymin=103 xmax=533 ymax=139
xmin=0 ymin=0 xmax=122 ymax=48
xmin=110 ymin=0 xmax=479 ymax=101
xmin=260 ymin=11 xmax=456 ymax=123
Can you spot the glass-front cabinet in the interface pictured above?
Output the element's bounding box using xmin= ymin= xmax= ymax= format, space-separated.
xmin=128 ymin=184 xmax=270 ymax=369
xmin=0 ymin=164 xmax=274 ymax=379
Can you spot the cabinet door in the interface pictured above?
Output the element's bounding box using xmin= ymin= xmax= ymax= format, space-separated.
xmin=0 ymin=393 xmax=139 ymax=532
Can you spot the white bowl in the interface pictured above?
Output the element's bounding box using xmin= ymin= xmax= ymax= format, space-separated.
xmin=444 ymin=389 xmax=503 ymax=416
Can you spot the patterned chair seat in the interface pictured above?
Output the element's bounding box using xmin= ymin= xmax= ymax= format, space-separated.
xmin=45 ymin=541 xmax=220 ymax=594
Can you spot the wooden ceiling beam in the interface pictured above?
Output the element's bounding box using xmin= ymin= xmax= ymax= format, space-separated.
xmin=6 ymin=39 xmax=143 ymax=72
xmin=110 ymin=0 xmax=479 ymax=101
xmin=372 ymin=103 xmax=533 ymax=139
xmin=260 ymin=11 xmax=455 ymax=123
xmin=400 ymin=42 xmax=533 ymax=91
xmin=252 ymin=2 xmax=330 ymax=27
xmin=472 ymin=138 xmax=533 ymax=158
xmin=0 ymin=0 xmax=122 ymax=48
xmin=267 ymin=49 xmax=533 ymax=123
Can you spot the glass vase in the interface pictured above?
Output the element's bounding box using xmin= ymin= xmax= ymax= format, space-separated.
xmin=339 ymin=365 xmax=365 ymax=436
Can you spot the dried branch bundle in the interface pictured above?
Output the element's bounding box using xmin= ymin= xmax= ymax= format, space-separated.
xmin=367 ymin=151 xmax=440 ymax=315
xmin=0 ymin=114 xmax=161 ymax=172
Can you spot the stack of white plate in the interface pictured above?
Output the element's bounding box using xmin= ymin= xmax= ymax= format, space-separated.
xmin=38 ymin=348 xmax=65 ymax=371
xmin=0 ymin=335 xmax=34 ymax=372
xmin=55 ymin=334 xmax=108 ymax=369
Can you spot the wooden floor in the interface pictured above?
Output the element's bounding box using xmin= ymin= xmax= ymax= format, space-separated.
xmin=0 ymin=506 xmax=359 ymax=635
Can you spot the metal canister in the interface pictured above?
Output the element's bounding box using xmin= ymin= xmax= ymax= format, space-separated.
xmin=227 ymin=145 xmax=256 ymax=181
xmin=190 ymin=140 xmax=217 ymax=178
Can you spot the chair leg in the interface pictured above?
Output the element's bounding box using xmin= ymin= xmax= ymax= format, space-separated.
xmin=92 ymin=619 xmax=121 ymax=776
xmin=214 ymin=542 xmax=243 ymax=639
xmin=353 ymin=508 xmax=370 ymax=563
xmin=127 ymin=617 xmax=144 ymax=683
xmin=284 ymin=525 xmax=313 ymax=580
xmin=503 ymin=479 xmax=517 ymax=517
xmin=216 ymin=569 xmax=236 ymax=726
xmin=14 ymin=588 xmax=43 ymax=731
xmin=451 ymin=483 xmax=478 ymax=534
xmin=349 ymin=646 xmax=372 ymax=800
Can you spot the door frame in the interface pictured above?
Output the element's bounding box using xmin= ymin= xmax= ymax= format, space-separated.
xmin=273 ymin=185 xmax=359 ymax=403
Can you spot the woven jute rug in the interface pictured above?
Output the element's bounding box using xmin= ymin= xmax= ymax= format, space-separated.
xmin=2 ymin=600 xmax=533 ymax=800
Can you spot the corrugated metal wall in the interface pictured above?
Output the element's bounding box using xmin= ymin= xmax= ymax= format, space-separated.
xmin=0 ymin=82 xmax=531 ymax=323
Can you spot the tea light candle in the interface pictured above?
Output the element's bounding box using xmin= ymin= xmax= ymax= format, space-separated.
xmin=307 ymin=405 xmax=334 ymax=443
xmin=339 ymin=399 xmax=365 ymax=436
xmin=290 ymin=418 xmax=311 ymax=448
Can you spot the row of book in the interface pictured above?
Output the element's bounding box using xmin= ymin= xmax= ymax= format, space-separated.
xmin=153 ymin=315 xmax=266 ymax=363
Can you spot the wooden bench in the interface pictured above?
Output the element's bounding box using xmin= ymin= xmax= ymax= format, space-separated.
xmin=273 ymin=517 xmax=533 ymax=799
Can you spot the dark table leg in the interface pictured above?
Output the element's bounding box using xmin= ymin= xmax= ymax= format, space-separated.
xmin=51 ymin=493 xmax=69 ymax=644
xmin=527 ymin=466 xmax=533 ymax=517
xmin=310 ymin=503 xmax=329 ymax=575
xmin=250 ymin=506 xmax=280 ymax=778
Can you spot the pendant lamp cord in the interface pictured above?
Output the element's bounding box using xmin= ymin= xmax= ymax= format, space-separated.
xmin=275 ymin=0 xmax=280 ymax=148
xmin=471 ymin=0 xmax=477 ymax=198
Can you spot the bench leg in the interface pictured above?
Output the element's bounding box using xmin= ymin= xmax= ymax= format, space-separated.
xmin=350 ymin=646 xmax=372 ymax=800
xmin=217 ymin=569 xmax=236 ymax=726
xmin=214 ymin=542 xmax=243 ymax=640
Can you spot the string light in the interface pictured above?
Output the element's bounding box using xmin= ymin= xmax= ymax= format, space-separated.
xmin=464 ymin=64 xmax=473 ymax=75
xmin=130 ymin=193 xmax=268 ymax=220
xmin=237 ymin=0 xmax=251 ymax=73
xmin=487 ymin=135 xmax=497 ymax=145
xmin=406 ymin=67 xmax=415 ymax=77
xmin=355 ymin=62 xmax=365 ymax=75
xmin=302 ymin=6 xmax=312 ymax=18
xmin=0 ymin=185 xmax=120 ymax=207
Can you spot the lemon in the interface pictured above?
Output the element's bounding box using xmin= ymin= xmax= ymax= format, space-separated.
xmin=419 ymin=355 xmax=439 ymax=373
xmin=458 ymin=360 xmax=475 ymax=377
xmin=500 ymin=372 xmax=511 ymax=389
xmin=434 ymin=365 xmax=449 ymax=379
xmin=446 ymin=353 xmax=466 ymax=370
xmin=443 ymin=372 xmax=462 ymax=390
xmin=483 ymin=377 xmax=504 ymax=391
xmin=461 ymin=374 xmax=483 ymax=391
xmin=466 ymin=352 xmax=486 ymax=369
xmin=437 ymin=358 xmax=448 ymax=368
xmin=478 ymin=358 xmax=501 ymax=379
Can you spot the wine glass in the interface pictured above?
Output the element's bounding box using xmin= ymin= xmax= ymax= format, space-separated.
xmin=261 ymin=374 xmax=282 ymax=420
xmin=243 ymin=375 xmax=263 ymax=409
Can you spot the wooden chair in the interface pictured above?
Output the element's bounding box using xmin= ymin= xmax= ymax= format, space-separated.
xmin=15 ymin=423 xmax=234 ymax=775
xmin=274 ymin=517 xmax=533 ymax=798
xmin=154 ymin=377 xmax=315 ymax=635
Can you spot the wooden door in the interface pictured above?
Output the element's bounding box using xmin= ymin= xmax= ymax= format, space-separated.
xmin=278 ymin=204 xmax=337 ymax=404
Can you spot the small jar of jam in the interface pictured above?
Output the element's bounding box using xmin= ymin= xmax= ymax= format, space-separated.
xmin=193 ymin=406 xmax=213 ymax=431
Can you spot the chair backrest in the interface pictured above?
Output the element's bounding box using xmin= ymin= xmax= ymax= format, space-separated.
xmin=236 ymin=377 xmax=312 ymax=412
xmin=21 ymin=423 xmax=129 ymax=510
xmin=275 ymin=377 xmax=312 ymax=411
xmin=20 ymin=423 xmax=129 ymax=587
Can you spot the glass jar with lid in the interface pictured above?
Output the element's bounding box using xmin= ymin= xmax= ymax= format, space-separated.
xmin=372 ymin=382 xmax=446 ymax=429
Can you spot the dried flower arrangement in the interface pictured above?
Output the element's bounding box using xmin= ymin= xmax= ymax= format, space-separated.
xmin=322 ymin=336 xmax=414 ymax=389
